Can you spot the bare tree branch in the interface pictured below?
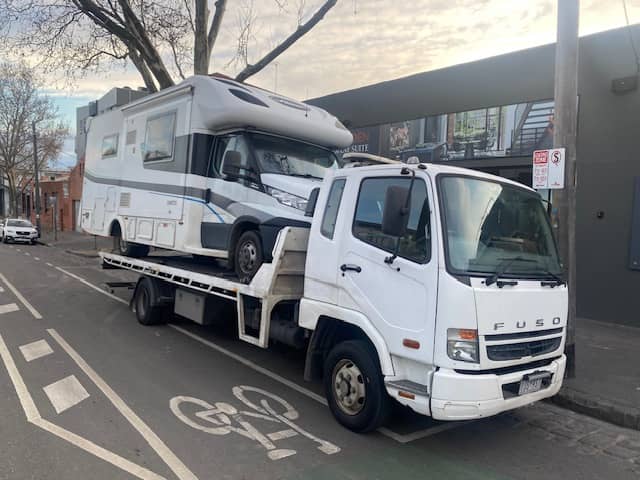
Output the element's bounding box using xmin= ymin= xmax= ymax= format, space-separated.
xmin=235 ymin=0 xmax=337 ymax=82
xmin=207 ymin=0 xmax=227 ymax=54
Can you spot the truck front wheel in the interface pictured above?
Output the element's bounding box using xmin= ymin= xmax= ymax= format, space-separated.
xmin=323 ymin=340 xmax=390 ymax=433
xmin=134 ymin=277 xmax=169 ymax=326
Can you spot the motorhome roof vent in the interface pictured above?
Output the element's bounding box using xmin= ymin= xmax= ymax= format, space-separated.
xmin=228 ymin=89 xmax=268 ymax=108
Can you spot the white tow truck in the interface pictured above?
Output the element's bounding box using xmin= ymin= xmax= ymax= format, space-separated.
xmin=100 ymin=163 xmax=568 ymax=432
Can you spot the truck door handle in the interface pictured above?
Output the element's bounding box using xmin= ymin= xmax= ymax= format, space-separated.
xmin=340 ymin=264 xmax=362 ymax=273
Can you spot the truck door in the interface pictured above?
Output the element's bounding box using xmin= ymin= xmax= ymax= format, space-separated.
xmin=337 ymin=174 xmax=438 ymax=364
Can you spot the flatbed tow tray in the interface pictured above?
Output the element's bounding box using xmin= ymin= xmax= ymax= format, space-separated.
xmin=98 ymin=227 xmax=310 ymax=349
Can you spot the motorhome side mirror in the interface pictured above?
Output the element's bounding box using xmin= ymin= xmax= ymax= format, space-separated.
xmin=222 ymin=151 xmax=244 ymax=178
xmin=305 ymin=187 xmax=320 ymax=217
xmin=382 ymin=185 xmax=410 ymax=237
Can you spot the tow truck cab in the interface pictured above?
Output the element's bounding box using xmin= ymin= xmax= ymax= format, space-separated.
xmin=300 ymin=163 xmax=567 ymax=428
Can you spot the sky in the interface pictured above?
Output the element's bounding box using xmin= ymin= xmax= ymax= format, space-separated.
xmin=43 ymin=0 xmax=640 ymax=168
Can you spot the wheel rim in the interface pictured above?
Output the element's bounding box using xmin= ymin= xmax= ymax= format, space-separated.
xmin=137 ymin=288 xmax=148 ymax=318
xmin=237 ymin=240 xmax=258 ymax=275
xmin=332 ymin=359 xmax=366 ymax=416
xmin=119 ymin=237 xmax=128 ymax=253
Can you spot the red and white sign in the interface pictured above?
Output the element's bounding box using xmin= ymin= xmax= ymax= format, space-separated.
xmin=532 ymin=148 xmax=565 ymax=189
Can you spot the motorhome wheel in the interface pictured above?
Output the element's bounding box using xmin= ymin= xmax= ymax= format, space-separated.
xmin=113 ymin=232 xmax=150 ymax=258
xmin=234 ymin=230 xmax=263 ymax=283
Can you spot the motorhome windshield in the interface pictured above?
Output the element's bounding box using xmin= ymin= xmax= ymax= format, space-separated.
xmin=439 ymin=175 xmax=562 ymax=278
xmin=250 ymin=133 xmax=338 ymax=179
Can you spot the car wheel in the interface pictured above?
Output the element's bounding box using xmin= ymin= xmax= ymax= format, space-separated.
xmin=323 ymin=340 xmax=390 ymax=433
xmin=234 ymin=230 xmax=263 ymax=283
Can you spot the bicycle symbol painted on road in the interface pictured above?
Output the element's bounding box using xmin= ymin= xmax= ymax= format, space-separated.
xmin=170 ymin=386 xmax=341 ymax=461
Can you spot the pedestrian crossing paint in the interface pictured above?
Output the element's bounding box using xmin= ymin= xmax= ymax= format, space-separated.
xmin=19 ymin=339 xmax=53 ymax=362
xmin=0 ymin=303 xmax=19 ymax=315
xmin=43 ymin=375 xmax=90 ymax=414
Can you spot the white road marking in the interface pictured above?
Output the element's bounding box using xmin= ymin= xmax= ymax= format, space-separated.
xmin=0 ymin=334 xmax=165 ymax=479
xmin=0 ymin=273 xmax=42 ymax=319
xmin=0 ymin=303 xmax=19 ymax=315
xmin=0 ymin=286 xmax=4 ymax=292
xmin=51 ymin=264 xmax=468 ymax=444
xmin=34 ymin=257 xmax=40 ymax=261
xmin=43 ymin=375 xmax=90 ymax=414
xmin=19 ymin=339 xmax=53 ymax=362
xmin=25 ymin=252 xmax=30 ymax=256
xmin=46 ymin=262 xmax=53 ymax=267
xmin=16 ymin=249 xmax=21 ymax=252
xmin=55 ymin=267 xmax=128 ymax=306
xmin=268 ymin=429 xmax=297 ymax=441
xmin=48 ymin=328 xmax=197 ymax=480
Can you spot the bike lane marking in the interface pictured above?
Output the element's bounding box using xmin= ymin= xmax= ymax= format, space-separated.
xmin=0 ymin=272 xmax=43 ymax=319
xmin=47 ymin=328 xmax=198 ymax=480
xmin=43 ymin=374 xmax=91 ymax=414
xmin=0 ymin=333 xmax=165 ymax=480
xmin=0 ymin=303 xmax=19 ymax=315
xmin=19 ymin=339 xmax=54 ymax=362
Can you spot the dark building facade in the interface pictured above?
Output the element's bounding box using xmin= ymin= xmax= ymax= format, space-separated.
xmin=308 ymin=25 xmax=640 ymax=327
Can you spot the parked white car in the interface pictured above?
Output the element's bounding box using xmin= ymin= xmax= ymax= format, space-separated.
xmin=1 ymin=219 xmax=39 ymax=244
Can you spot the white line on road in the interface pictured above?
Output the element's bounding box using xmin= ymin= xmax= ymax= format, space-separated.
xmin=24 ymin=252 xmax=30 ymax=256
xmin=19 ymin=339 xmax=53 ymax=362
xmin=0 ymin=336 xmax=167 ymax=479
xmin=43 ymin=375 xmax=90 ymax=414
xmin=0 ymin=303 xmax=19 ymax=315
xmin=49 ymin=263 xmax=468 ymax=444
xmin=0 ymin=273 xmax=42 ymax=319
xmin=48 ymin=328 xmax=197 ymax=480
xmin=46 ymin=262 xmax=53 ymax=267
xmin=34 ymin=257 xmax=40 ymax=261
xmin=55 ymin=267 xmax=128 ymax=306
xmin=0 ymin=286 xmax=4 ymax=292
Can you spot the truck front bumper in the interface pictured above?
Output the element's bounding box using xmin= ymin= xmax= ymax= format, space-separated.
xmin=430 ymin=354 xmax=566 ymax=420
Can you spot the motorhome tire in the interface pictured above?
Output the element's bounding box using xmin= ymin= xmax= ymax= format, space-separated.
xmin=234 ymin=230 xmax=263 ymax=283
xmin=323 ymin=340 xmax=390 ymax=433
xmin=134 ymin=278 xmax=168 ymax=326
xmin=113 ymin=234 xmax=149 ymax=258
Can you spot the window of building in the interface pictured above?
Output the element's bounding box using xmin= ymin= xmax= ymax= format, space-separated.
xmin=352 ymin=177 xmax=431 ymax=264
xmin=101 ymin=134 xmax=118 ymax=158
xmin=144 ymin=112 xmax=176 ymax=162
xmin=320 ymin=179 xmax=346 ymax=239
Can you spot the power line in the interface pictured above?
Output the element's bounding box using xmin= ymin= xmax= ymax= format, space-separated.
xmin=622 ymin=0 xmax=640 ymax=73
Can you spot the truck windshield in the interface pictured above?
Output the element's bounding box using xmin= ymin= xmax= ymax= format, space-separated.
xmin=439 ymin=175 xmax=562 ymax=278
xmin=249 ymin=133 xmax=338 ymax=179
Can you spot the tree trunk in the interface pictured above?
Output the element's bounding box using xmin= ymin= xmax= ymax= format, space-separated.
xmin=194 ymin=0 xmax=209 ymax=75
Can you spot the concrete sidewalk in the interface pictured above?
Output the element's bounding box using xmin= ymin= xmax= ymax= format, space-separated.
xmin=34 ymin=231 xmax=640 ymax=431
xmin=553 ymin=318 xmax=640 ymax=431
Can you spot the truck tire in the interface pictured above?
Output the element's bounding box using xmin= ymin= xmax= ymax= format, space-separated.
xmin=234 ymin=230 xmax=263 ymax=283
xmin=134 ymin=277 xmax=169 ymax=326
xmin=323 ymin=340 xmax=390 ymax=433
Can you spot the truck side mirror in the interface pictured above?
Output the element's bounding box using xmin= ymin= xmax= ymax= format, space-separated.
xmin=305 ymin=187 xmax=320 ymax=217
xmin=382 ymin=185 xmax=410 ymax=237
xmin=222 ymin=151 xmax=243 ymax=178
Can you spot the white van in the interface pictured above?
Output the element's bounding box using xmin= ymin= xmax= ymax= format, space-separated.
xmin=80 ymin=75 xmax=352 ymax=280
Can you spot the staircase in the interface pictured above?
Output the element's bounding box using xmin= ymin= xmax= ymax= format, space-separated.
xmin=510 ymin=100 xmax=555 ymax=155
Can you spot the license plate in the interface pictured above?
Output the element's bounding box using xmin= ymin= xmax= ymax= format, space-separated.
xmin=518 ymin=371 xmax=552 ymax=396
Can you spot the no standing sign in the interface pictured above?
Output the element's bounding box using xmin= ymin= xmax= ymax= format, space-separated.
xmin=533 ymin=148 xmax=565 ymax=189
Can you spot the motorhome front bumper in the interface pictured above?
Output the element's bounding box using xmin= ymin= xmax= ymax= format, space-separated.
xmin=430 ymin=354 xmax=566 ymax=420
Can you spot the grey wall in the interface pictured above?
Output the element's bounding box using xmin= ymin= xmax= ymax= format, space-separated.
xmin=308 ymin=25 xmax=640 ymax=326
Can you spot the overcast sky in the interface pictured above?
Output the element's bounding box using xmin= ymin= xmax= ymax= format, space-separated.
xmin=48 ymin=0 xmax=639 ymax=161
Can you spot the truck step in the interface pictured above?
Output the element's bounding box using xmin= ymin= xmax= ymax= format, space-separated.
xmin=386 ymin=380 xmax=429 ymax=396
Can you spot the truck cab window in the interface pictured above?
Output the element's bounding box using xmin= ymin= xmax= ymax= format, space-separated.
xmin=321 ymin=179 xmax=346 ymax=239
xmin=144 ymin=112 xmax=176 ymax=162
xmin=215 ymin=134 xmax=255 ymax=179
xmin=353 ymin=177 xmax=431 ymax=263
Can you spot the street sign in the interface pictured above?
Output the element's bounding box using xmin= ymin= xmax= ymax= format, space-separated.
xmin=532 ymin=148 xmax=565 ymax=189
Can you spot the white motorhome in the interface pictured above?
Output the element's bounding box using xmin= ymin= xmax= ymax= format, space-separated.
xmin=81 ymin=75 xmax=352 ymax=280
xmin=101 ymin=162 xmax=568 ymax=433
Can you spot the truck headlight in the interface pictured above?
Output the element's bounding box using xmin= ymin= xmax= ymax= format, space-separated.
xmin=447 ymin=328 xmax=479 ymax=363
xmin=266 ymin=187 xmax=308 ymax=211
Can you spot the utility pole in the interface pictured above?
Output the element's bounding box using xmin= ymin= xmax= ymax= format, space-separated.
xmin=552 ymin=0 xmax=579 ymax=378
xmin=32 ymin=121 xmax=42 ymax=235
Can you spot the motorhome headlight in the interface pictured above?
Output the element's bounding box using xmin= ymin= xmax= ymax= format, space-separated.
xmin=266 ymin=187 xmax=308 ymax=211
xmin=447 ymin=328 xmax=479 ymax=363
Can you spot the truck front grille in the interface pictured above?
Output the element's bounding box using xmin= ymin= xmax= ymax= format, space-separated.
xmin=486 ymin=337 xmax=562 ymax=361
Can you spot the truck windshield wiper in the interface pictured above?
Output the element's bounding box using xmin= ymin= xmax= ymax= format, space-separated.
xmin=288 ymin=173 xmax=323 ymax=180
xmin=536 ymin=268 xmax=565 ymax=286
xmin=484 ymin=256 xmax=537 ymax=286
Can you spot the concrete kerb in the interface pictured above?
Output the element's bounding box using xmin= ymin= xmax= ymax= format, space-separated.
xmin=551 ymin=387 xmax=640 ymax=432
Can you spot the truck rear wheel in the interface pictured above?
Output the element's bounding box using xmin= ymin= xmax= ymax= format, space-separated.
xmin=134 ymin=277 xmax=169 ymax=326
xmin=323 ymin=340 xmax=390 ymax=433
xmin=234 ymin=230 xmax=263 ymax=283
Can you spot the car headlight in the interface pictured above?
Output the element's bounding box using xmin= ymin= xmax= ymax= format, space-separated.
xmin=266 ymin=187 xmax=308 ymax=211
xmin=447 ymin=328 xmax=479 ymax=363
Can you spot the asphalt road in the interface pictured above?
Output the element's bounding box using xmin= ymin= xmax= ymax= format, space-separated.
xmin=0 ymin=241 xmax=638 ymax=480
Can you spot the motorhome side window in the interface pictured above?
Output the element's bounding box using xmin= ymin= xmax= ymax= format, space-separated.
xmin=101 ymin=134 xmax=118 ymax=158
xmin=321 ymin=179 xmax=346 ymax=239
xmin=353 ymin=177 xmax=431 ymax=263
xmin=213 ymin=134 xmax=254 ymax=178
xmin=144 ymin=112 xmax=176 ymax=162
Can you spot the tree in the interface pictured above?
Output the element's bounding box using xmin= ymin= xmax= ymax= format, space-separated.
xmin=0 ymin=63 xmax=67 ymax=216
xmin=1 ymin=0 xmax=338 ymax=92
